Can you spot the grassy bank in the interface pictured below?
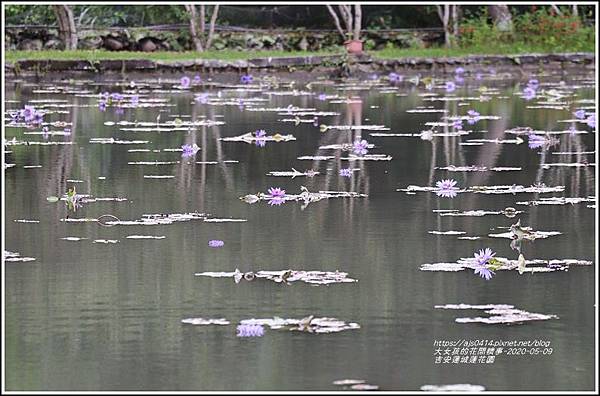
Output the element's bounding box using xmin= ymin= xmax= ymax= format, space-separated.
xmin=5 ymin=44 xmax=594 ymax=64
xmin=4 ymin=49 xmax=340 ymax=63
xmin=373 ymin=45 xmax=594 ymax=59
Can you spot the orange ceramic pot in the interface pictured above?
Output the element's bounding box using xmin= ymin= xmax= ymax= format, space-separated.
xmin=344 ymin=39 xmax=363 ymax=54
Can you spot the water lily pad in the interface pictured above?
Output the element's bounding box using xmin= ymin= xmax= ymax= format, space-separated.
xmin=421 ymin=384 xmax=485 ymax=392
xmin=420 ymin=257 xmax=592 ymax=273
xmin=4 ymin=250 xmax=36 ymax=262
xmin=434 ymin=304 xmax=558 ymax=325
xmin=195 ymin=269 xmax=358 ymax=285
xmin=181 ymin=318 xmax=230 ymax=326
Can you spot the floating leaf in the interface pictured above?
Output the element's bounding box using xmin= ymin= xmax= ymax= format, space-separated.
xmin=181 ymin=318 xmax=230 ymax=326
xmin=195 ymin=269 xmax=358 ymax=285
xmin=434 ymin=304 xmax=558 ymax=325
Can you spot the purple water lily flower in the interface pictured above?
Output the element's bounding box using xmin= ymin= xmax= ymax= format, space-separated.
xmin=467 ymin=110 xmax=481 ymax=125
xmin=267 ymin=187 xmax=286 ymax=205
xmin=455 ymin=66 xmax=465 ymax=75
xmin=474 ymin=265 xmax=495 ymax=280
xmin=115 ymin=107 xmax=124 ymax=115
xmin=195 ymin=93 xmax=209 ymax=104
xmin=33 ymin=111 xmax=44 ymax=124
xmin=317 ymin=93 xmax=327 ymax=101
xmin=22 ymin=105 xmax=37 ymax=122
xmin=528 ymin=134 xmax=546 ymax=149
xmin=574 ymin=109 xmax=586 ymax=119
xmin=445 ymin=81 xmax=456 ymax=93
xmin=339 ymin=168 xmax=353 ymax=177
xmin=268 ymin=197 xmax=285 ymax=206
xmin=389 ymin=72 xmax=403 ymax=83
xmin=180 ymin=76 xmax=191 ymax=89
xmin=98 ymin=100 xmax=107 ymax=112
xmin=42 ymin=126 xmax=50 ymax=139
xmin=240 ymin=74 xmax=253 ymax=84
xmin=130 ymin=95 xmax=139 ymax=106
xmin=527 ymin=79 xmax=539 ymax=89
xmin=181 ymin=143 xmax=200 ymax=157
xmin=523 ymin=86 xmax=536 ymax=101
xmin=267 ymin=187 xmax=286 ymax=198
xmin=254 ymin=129 xmax=267 ymax=147
xmin=452 ymin=119 xmax=463 ymax=130
xmin=435 ymin=179 xmax=459 ymax=198
xmin=586 ymin=113 xmax=596 ymax=129
xmin=474 ymin=248 xmax=495 ymax=266
xmin=208 ymin=240 xmax=224 ymax=248
xmin=352 ymin=139 xmax=369 ymax=156
xmin=454 ymin=74 xmax=465 ymax=84
xmin=237 ymin=324 xmax=264 ymax=337
xmin=110 ymin=92 xmax=124 ymax=102
xmin=193 ymin=75 xmax=202 ymax=84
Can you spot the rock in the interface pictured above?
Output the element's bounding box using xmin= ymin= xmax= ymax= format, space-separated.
xmin=104 ymin=37 xmax=124 ymax=51
xmin=139 ymin=38 xmax=157 ymax=52
xmin=18 ymin=39 xmax=43 ymax=51
xmin=298 ymin=36 xmax=309 ymax=51
xmin=43 ymin=39 xmax=62 ymax=50
xmin=78 ymin=36 xmax=103 ymax=50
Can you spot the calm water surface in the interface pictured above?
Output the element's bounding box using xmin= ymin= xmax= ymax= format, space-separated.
xmin=4 ymin=68 xmax=596 ymax=391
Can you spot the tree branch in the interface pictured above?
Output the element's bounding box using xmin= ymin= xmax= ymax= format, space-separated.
xmin=551 ymin=4 xmax=563 ymax=16
xmin=326 ymin=5 xmax=346 ymax=39
xmin=205 ymin=5 xmax=220 ymax=50
xmin=338 ymin=5 xmax=352 ymax=36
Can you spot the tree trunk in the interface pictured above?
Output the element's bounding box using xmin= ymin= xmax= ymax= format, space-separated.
xmin=53 ymin=5 xmax=77 ymax=50
xmin=185 ymin=5 xmax=219 ymax=52
xmin=489 ymin=4 xmax=513 ymax=33
xmin=452 ymin=5 xmax=460 ymax=42
xmin=353 ymin=5 xmax=362 ymax=41
xmin=436 ymin=5 xmax=451 ymax=47
xmin=326 ymin=5 xmax=362 ymax=41
xmin=185 ymin=5 xmax=203 ymax=51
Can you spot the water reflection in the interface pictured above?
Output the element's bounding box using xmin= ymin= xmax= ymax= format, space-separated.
xmin=4 ymin=70 xmax=596 ymax=391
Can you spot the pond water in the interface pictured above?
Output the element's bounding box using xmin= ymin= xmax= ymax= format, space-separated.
xmin=4 ymin=67 xmax=596 ymax=391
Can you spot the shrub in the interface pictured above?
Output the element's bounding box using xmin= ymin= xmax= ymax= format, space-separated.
xmin=458 ymin=8 xmax=594 ymax=52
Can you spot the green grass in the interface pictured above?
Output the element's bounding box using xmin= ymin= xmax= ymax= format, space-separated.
xmin=4 ymin=49 xmax=341 ymax=62
xmin=5 ymin=44 xmax=593 ymax=63
xmin=372 ymin=44 xmax=593 ymax=59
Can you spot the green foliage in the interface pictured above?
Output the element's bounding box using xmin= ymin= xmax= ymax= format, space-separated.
xmin=513 ymin=8 xmax=594 ymax=51
xmin=4 ymin=4 xmax=56 ymax=24
xmin=5 ymin=5 xmax=190 ymax=27
xmin=458 ymin=8 xmax=595 ymax=53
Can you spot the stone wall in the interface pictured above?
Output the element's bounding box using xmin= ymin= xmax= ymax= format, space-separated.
xmin=5 ymin=52 xmax=594 ymax=81
xmin=5 ymin=26 xmax=443 ymax=52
